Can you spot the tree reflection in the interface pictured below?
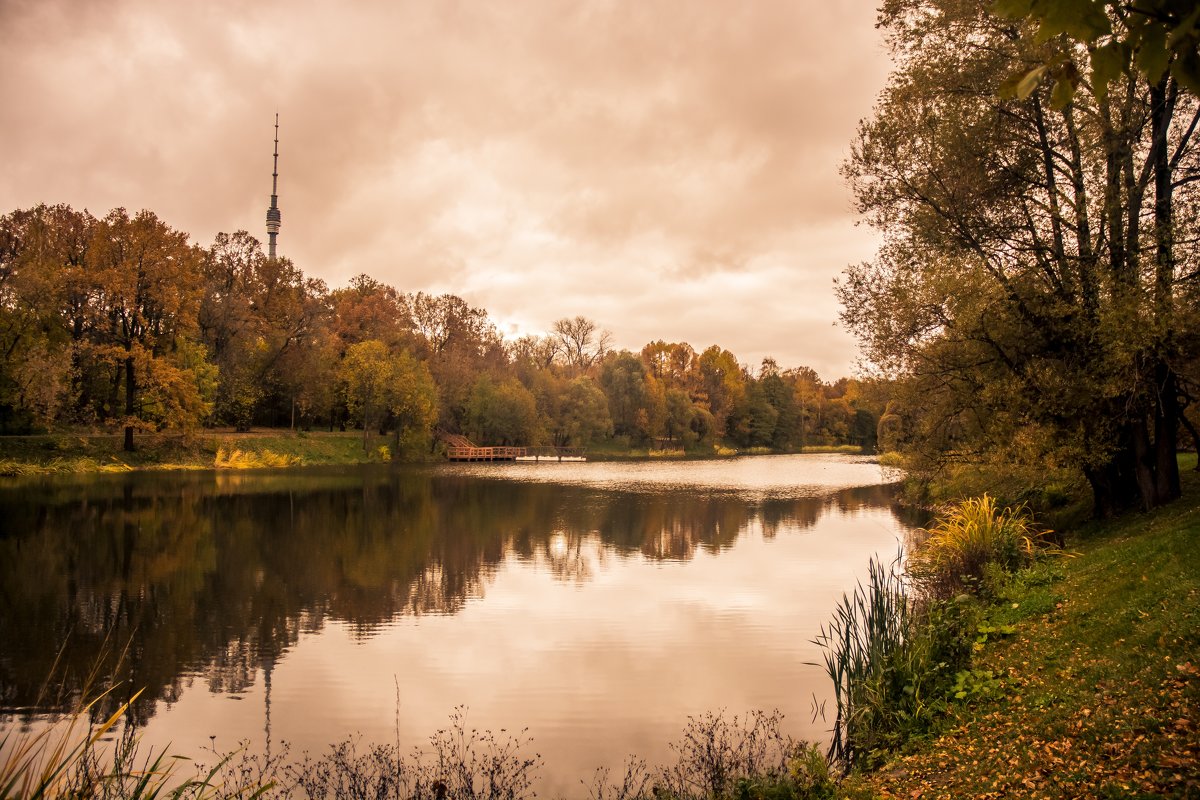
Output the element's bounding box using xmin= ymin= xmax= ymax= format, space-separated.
xmin=0 ymin=466 xmax=906 ymax=724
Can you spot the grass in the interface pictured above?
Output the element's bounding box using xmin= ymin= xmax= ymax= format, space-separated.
xmin=1 ymin=431 xmax=874 ymax=474
xmin=906 ymin=494 xmax=1057 ymax=601
xmin=0 ymin=430 xmax=378 ymax=475
xmin=213 ymin=446 xmax=303 ymax=469
xmin=797 ymin=445 xmax=865 ymax=455
xmin=840 ymin=469 xmax=1200 ymax=798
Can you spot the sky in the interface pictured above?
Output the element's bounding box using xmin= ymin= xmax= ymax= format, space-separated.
xmin=0 ymin=0 xmax=893 ymax=380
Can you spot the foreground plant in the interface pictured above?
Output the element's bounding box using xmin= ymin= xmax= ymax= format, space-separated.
xmin=812 ymin=553 xmax=976 ymax=773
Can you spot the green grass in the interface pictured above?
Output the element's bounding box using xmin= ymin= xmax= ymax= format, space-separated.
xmin=0 ymin=430 xmax=381 ymax=474
xmin=798 ymin=445 xmax=866 ymax=455
xmin=842 ymin=470 xmax=1200 ymax=798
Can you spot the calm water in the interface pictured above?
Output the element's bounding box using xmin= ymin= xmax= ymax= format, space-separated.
xmin=0 ymin=454 xmax=915 ymax=793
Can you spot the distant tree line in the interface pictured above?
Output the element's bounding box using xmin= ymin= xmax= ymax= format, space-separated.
xmin=0 ymin=205 xmax=882 ymax=454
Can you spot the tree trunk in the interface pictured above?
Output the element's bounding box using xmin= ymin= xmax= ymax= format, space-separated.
xmin=123 ymin=355 xmax=136 ymax=452
xmin=1153 ymin=363 xmax=1182 ymax=503
xmin=362 ymin=393 xmax=371 ymax=453
xmin=1084 ymin=427 xmax=1143 ymax=518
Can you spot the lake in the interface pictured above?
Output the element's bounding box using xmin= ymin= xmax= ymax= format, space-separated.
xmin=0 ymin=453 xmax=917 ymax=794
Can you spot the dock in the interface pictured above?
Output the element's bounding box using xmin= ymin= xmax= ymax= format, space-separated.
xmin=442 ymin=435 xmax=585 ymax=462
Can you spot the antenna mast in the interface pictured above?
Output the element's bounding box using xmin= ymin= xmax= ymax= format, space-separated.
xmin=265 ymin=114 xmax=282 ymax=259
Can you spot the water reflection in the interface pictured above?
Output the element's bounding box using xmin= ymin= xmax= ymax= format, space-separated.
xmin=0 ymin=457 xmax=913 ymax=753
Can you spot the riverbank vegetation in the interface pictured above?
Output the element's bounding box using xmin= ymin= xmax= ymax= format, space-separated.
xmin=840 ymin=468 xmax=1200 ymax=798
xmin=0 ymin=430 xmax=380 ymax=475
xmin=817 ymin=2 xmax=1200 ymax=788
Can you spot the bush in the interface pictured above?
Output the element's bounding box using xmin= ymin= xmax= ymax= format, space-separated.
xmin=907 ymin=495 xmax=1054 ymax=600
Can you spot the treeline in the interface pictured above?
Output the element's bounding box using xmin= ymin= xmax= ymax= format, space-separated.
xmin=0 ymin=204 xmax=882 ymax=454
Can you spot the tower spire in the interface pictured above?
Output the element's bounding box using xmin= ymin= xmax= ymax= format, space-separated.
xmin=265 ymin=113 xmax=282 ymax=259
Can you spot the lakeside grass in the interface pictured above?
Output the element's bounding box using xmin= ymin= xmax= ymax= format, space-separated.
xmin=841 ymin=469 xmax=1200 ymax=798
xmin=0 ymin=430 xmax=380 ymax=475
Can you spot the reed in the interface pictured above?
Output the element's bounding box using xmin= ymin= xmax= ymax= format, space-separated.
xmin=811 ymin=554 xmax=916 ymax=771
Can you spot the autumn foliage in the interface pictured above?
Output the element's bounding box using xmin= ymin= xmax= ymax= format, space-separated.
xmin=0 ymin=204 xmax=878 ymax=456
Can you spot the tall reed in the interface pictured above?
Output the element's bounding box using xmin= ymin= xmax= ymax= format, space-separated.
xmin=812 ymin=553 xmax=914 ymax=771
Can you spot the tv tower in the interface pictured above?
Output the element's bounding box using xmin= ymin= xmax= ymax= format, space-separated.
xmin=265 ymin=114 xmax=282 ymax=259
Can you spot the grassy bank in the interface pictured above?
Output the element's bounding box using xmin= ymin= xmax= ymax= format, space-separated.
xmin=0 ymin=430 xmax=380 ymax=475
xmin=840 ymin=471 xmax=1200 ymax=798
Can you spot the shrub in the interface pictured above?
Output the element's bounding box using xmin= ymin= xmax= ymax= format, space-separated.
xmin=907 ymin=494 xmax=1054 ymax=601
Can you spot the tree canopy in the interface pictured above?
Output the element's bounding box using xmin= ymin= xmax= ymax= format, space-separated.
xmin=839 ymin=0 xmax=1200 ymax=514
xmin=0 ymin=204 xmax=873 ymax=456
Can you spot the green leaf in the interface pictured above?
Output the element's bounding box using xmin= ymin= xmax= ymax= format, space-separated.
xmin=1016 ymin=65 xmax=1048 ymax=99
xmin=999 ymin=70 xmax=1026 ymax=99
xmin=1089 ymin=41 xmax=1126 ymax=99
xmin=1173 ymin=47 xmax=1200 ymax=95
xmin=1034 ymin=0 xmax=1109 ymax=43
xmin=1050 ymin=77 xmax=1076 ymax=108
xmin=991 ymin=0 xmax=1034 ymax=19
xmin=1135 ymin=23 xmax=1171 ymax=82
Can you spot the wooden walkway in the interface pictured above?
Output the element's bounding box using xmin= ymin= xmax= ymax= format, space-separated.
xmin=442 ymin=435 xmax=585 ymax=462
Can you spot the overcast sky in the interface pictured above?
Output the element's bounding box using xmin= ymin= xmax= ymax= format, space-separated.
xmin=0 ymin=0 xmax=891 ymax=380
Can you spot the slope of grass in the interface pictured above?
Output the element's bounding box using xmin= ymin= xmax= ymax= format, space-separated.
xmin=843 ymin=472 xmax=1200 ymax=798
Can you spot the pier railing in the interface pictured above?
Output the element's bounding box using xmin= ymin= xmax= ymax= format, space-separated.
xmin=446 ymin=446 xmax=527 ymax=461
xmin=445 ymin=445 xmax=587 ymax=462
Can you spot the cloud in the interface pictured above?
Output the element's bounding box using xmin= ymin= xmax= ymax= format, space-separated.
xmin=0 ymin=0 xmax=890 ymax=379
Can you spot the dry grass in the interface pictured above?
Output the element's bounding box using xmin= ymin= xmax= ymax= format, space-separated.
xmin=213 ymin=447 xmax=303 ymax=470
xmin=907 ymin=494 xmax=1058 ymax=600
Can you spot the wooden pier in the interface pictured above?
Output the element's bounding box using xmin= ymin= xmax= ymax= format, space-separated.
xmin=447 ymin=445 xmax=527 ymax=461
xmin=442 ymin=435 xmax=585 ymax=462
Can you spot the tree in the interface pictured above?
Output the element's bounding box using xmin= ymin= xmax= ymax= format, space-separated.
xmin=993 ymin=0 xmax=1200 ymax=102
xmin=465 ymin=376 xmax=538 ymax=446
xmin=85 ymin=209 xmax=210 ymax=450
xmin=558 ymin=377 xmax=613 ymax=446
xmin=599 ymin=350 xmax=662 ymax=442
xmin=0 ymin=205 xmax=90 ymax=431
xmin=339 ymin=340 xmax=438 ymax=455
xmin=339 ymin=340 xmax=394 ymax=452
xmin=385 ymin=349 xmax=438 ymax=457
xmin=199 ymin=231 xmax=267 ymax=429
xmin=663 ymin=388 xmax=698 ymax=445
xmin=838 ymin=0 xmax=1200 ymax=514
xmin=553 ymin=316 xmax=612 ymax=374
xmin=405 ymin=292 xmax=506 ymax=431
xmin=694 ymin=346 xmax=746 ymax=435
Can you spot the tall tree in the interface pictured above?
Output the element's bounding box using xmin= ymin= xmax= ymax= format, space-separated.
xmin=86 ymin=209 xmax=210 ymax=450
xmin=553 ymin=316 xmax=612 ymax=375
xmin=0 ymin=205 xmax=90 ymax=431
xmin=838 ymin=0 xmax=1200 ymax=514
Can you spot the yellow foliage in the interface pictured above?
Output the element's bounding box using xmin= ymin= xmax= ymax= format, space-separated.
xmin=214 ymin=446 xmax=302 ymax=469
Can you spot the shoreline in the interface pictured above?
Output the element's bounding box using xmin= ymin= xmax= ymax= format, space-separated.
xmin=0 ymin=429 xmax=869 ymax=477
